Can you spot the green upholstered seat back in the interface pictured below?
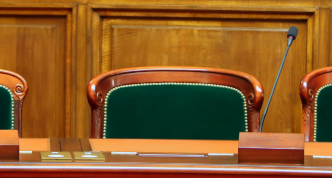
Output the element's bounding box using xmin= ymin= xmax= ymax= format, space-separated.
xmin=104 ymin=83 xmax=247 ymax=140
xmin=0 ymin=85 xmax=14 ymax=129
xmin=314 ymin=84 xmax=332 ymax=142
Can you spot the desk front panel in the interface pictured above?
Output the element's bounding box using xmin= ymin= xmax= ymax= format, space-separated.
xmin=0 ymin=138 xmax=329 ymax=177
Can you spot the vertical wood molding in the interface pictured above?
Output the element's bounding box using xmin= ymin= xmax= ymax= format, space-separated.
xmin=76 ymin=4 xmax=89 ymax=138
xmin=89 ymin=5 xmax=102 ymax=77
xmin=306 ymin=14 xmax=314 ymax=74
xmin=313 ymin=8 xmax=331 ymax=69
xmin=101 ymin=20 xmax=112 ymax=73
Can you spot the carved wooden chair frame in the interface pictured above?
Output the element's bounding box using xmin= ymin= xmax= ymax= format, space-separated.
xmin=87 ymin=66 xmax=264 ymax=138
xmin=0 ymin=69 xmax=28 ymax=137
xmin=300 ymin=66 xmax=332 ymax=142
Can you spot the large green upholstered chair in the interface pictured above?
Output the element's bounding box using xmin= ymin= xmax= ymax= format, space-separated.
xmin=0 ymin=69 xmax=28 ymax=137
xmin=300 ymin=66 xmax=332 ymax=142
xmin=87 ymin=67 xmax=264 ymax=140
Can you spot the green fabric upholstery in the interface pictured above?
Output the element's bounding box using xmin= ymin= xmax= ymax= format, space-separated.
xmin=316 ymin=85 xmax=332 ymax=142
xmin=104 ymin=83 xmax=246 ymax=140
xmin=0 ymin=86 xmax=13 ymax=129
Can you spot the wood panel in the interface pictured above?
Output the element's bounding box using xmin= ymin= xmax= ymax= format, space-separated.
xmin=93 ymin=9 xmax=309 ymax=133
xmin=314 ymin=8 xmax=331 ymax=69
xmin=0 ymin=0 xmax=331 ymax=137
xmin=88 ymin=1 xmax=331 ymax=136
xmin=0 ymin=5 xmax=77 ymax=138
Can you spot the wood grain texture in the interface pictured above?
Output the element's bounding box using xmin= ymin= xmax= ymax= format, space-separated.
xmin=238 ymin=132 xmax=304 ymax=164
xmin=0 ymin=5 xmax=78 ymax=138
xmin=96 ymin=11 xmax=307 ymax=134
xmin=80 ymin=138 xmax=92 ymax=151
xmin=9 ymin=138 xmax=332 ymax=177
xmin=87 ymin=66 xmax=264 ymax=138
xmin=314 ymin=8 xmax=330 ymax=69
xmin=0 ymin=0 xmax=331 ymax=7
xmin=50 ymin=138 xmax=61 ymax=151
xmin=0 ymin=130 xmax=19 ymax=160
xmin=76 ymin=4 xmax=90 ymax=138
xmin=0 ymin=0 xmax=331 ymax=137
xmin=4 ymin=161 xmax=332 ymax=178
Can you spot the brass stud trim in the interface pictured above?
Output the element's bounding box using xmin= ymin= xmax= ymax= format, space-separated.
xmin=103 ymin=82 xmax=247 ymax=138
xmin=314 ymin=83 xmax=332 ymax=142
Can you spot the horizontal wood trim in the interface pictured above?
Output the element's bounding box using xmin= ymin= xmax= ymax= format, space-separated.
xmin=0 ymin=3 xmax=76 ymax=8
xmin=87 ymin=0 xmax=332 ymax=8
xmin=91 ymin=5 xmax=318 ymax=13
xmin=94 ymin=11 xmax=313 ymax=20
xmin=1 ymin=0 xmax=332 ymax=8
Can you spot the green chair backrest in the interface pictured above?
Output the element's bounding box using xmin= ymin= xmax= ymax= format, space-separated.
xmin=103 ymin=82 xmax=247 ymax=140
xmin=314 ymin=84 xmax=332 ymax=142
xmin=0 ymin=85 xmax=14 ymax=130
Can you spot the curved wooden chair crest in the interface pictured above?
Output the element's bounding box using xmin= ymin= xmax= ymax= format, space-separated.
xmin=87 ymin=66 xmax=264 ymax=139
xmin=0 ymin=70 xmax=28 ymax=137
xmin=300 ymin=66 xmax=332 ymax=142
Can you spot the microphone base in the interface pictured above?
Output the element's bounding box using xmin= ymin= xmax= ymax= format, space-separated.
xmin=238 ymin=132 xmax=304 ymax=164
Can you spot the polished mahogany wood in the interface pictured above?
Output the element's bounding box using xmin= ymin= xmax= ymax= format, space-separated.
xmin=87 ymin=66 xmax=264 ymax=138
xmin=0 ymin=11 xmax=71 ymax=138
xmin=5 ymin=138 xmax=332 ymax=177
xmin=18 ymin=138 xmax=332 ymax=157
xmin=300 ymin=66 xmax=332 ymax=141
xmin=238 ymin=132 xmax=304 ymax=164
xmin=0 ymin=69 xmax=28 ymax=137
xmin=0 ymin=130 xmax=19 ymax=160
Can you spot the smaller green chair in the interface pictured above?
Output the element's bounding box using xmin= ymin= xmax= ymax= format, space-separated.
xmin=300 ymin=66 xmax=332 ymax=142
xmin=87 ymin=66 xmax=264 ymax=140
xmin=0 ymin=69 xmax=28 ymax=137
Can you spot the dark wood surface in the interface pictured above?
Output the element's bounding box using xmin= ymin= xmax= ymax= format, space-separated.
xmin=238 ymin=132 xmax=305 ymax=164
xmin=2 ymin=138 xmax=332 ymax=177
xmin=50 ymin=138 xmax=61 ymax=152
xmin=80 ymin=138 xmax=93 ymax=151
xmin=0 ymin=130 xmax=19 ymax=160
xmin=300 ymin=66 xmax=332 ymax=142
xmin=59 ymin=138 xmax=82 ymax=152
xmin=87 ymin=66 xmax=264 ymax=138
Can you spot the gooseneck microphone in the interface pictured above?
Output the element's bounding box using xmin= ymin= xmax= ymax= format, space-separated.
xmin=259 ymin=26 xmax=298 ymax=132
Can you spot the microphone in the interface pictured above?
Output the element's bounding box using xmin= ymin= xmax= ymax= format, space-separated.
xmin=259 ymin=26 xmax=298 ymax=132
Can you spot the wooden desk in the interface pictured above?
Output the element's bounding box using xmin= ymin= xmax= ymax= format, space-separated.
xmin=1 ymin=139 xmax=332 ymax=177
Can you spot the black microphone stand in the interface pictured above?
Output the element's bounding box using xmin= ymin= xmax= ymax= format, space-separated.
xmin=259 ymin=37 xmax=294 ymax=132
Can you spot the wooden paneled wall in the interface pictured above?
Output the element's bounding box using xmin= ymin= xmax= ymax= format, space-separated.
xmin=0 ymin=0 xmax=331 ymax=138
